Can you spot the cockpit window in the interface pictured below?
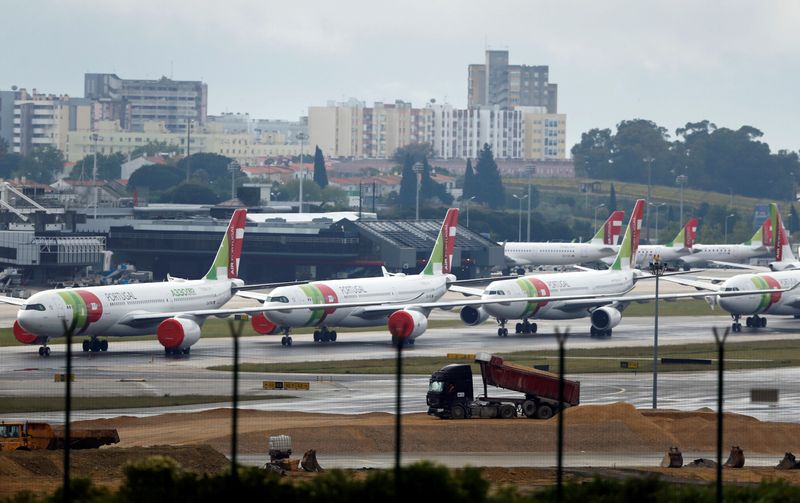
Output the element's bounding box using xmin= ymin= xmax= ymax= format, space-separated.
xmin=268 ymin=296 xmax=289 ymax=303
xmin=24 ymin=304 xmax=46 ymax=311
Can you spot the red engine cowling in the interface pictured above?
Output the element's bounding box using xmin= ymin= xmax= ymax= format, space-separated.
xmin=13 ymin=321 xmax=47 ymax=345
xmin=251 ymin=313 xmax=281 ymax=335
xmin=388 ymin=309 xmax=428 ymax=341
xmin=157 ymin=317 xmax=202 ymax=350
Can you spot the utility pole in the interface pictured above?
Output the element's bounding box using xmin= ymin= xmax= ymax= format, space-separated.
xmin=526 ymin=164 xmax=535 ymax=241
xmin=91 ymin=132 xmax=99 ymax=219
xmin=297 ymin=132 xmax=307 ymax=213
xmin=643 ymin=157 xmax=654 ymax=243
xmin=185 ymin=118 xmax=192 ymax=182
xmin=413 ymin=162 xmax=424 ymax=220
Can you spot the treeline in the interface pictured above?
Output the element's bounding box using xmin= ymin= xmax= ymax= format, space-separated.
xmin=571 ymin=119 xmax=799 ymax=200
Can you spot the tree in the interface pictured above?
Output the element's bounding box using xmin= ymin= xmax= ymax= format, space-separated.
xmin=419 ymin=159 xmax=454 ymax=205
xmin=392 ymin=143 xmax=433 ymax=165
xmin=175 ymin=153 xmax=240 ymax=199
xmin=473 ymin=144 xmax=505 ymax=209
xmin=790 ymin=205 xmax=800 ymax=233
xmin=14 ymin=146 xmax=64 ymax=183
xmin=128 ymin=164 xmax=185 ymax=192
xmin=608 ymin=183 xmax=617 ymax=212
xmin=398 ymin=154 xmax=417 ymax=209
xmin=68 ymin=152 xmax=125 ymax=180
xmin=0 ymin=137 xmax=8 ymax=156
xmin=0 ymin=152 xmax=22 ymax=179
xmin=160 ymin=183 xmax=219 ymax=204
xmin=462 ymin=159 xmax=476 ymax=199
xmin=312 ymin=146 xmax=328 ymax=188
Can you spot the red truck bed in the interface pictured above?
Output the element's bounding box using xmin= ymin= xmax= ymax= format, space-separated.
xmin=477 ymin=353 xmax=580 ymax=406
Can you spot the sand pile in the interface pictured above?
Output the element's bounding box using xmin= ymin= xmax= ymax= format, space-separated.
xmin=70 ymin=403 xmax=800 ymax=456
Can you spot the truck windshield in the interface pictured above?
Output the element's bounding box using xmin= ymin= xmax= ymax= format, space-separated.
xmin=428 ymin=381 xmax=444 ymax=392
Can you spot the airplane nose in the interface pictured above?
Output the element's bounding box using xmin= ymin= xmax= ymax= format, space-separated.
xmin=17 ymin=309 xmax=38 ymax=333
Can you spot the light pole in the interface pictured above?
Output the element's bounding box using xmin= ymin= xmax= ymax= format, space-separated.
xmin=643 ymin=157 xmax=654 ymax=242
xmin=526 ymin=164 xmax=535 ymax=241
xmin=676 ymin=174 xmax=688 ymax=225
xmin=297 ymin=132 xmax=307 ymax=213
xmin=724 ymin=213 xmax=735 ymax=243
xmin=90 ymin=132 xmax=100 ymax=219
xmin=593 ymin=203 xmax=606 ymax=234
xmin=465 ymin=195 xmax=476 ymax=227
xmin=513 ymin=194 xmax=528 ymax=242
xmin=185 ymin=118 xmax=192 ymax=182
xmin=227 ymin=160 xmax=240 ymax=201
xmin=649 ymin=255 xmax=665 ymax=409
xmin=649 ymin=202 xmax=666 ymax=244
xmin=413 ymin=162 xmax=424 ymax=220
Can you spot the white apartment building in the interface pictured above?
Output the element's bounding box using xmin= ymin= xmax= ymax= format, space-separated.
xmin=308 ymin=100 xmax=566 ymax=161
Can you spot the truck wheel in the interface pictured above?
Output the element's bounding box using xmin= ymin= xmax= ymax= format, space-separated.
xmin=450 ymin=405 xmax=466 ymax=420
xmin=499 ymin=404 xmax=516 ymax=419
xmin=535 ymin=404 xmax=554 ymax=420
xmin=523 ymin=400 xmax=537 ymax=418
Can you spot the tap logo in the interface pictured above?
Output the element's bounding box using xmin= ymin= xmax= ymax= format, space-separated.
xmin=58 ymin=290 xmax=104 ymax=334
xmin=517 ymin=277 xmax=550 ymax=318
xmin=751 ymin=275 xmax=782 ymax=313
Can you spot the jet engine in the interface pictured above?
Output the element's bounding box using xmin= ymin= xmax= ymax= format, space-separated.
xmin=157 ymin=317 xmax=202 ymax=352
xmin=388 ymin=309 xmax=428 ymax=342
xmin=13 ymin=321 xmax=47 ymax=345
xmin=250 ymin=313 xmax=281 ymax=335
xmin=459 ymin=306 xmax=490 ymax=326
xmin=590 ymin=306 xmax=622 ymax=331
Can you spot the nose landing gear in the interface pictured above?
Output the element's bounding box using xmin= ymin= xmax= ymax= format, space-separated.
xmin=280 ymin=327 xmax=293 ymax=347
xmin=37 ymin=345 xmax=51 ymax=357
xmin=497 ymin=319 xmax=509 ymax=337
xmin=731 ymin=314 xmax=742 ymax=332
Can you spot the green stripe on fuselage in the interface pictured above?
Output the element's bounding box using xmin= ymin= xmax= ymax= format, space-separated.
xmin=750 ymin=276 xmax=772 ymax=312
xmin=300 ymin=284 xmax=325 ymax=325
xmin=57 ymin=291 xmax=87 ymax=333
xmin=516 ymin=278 xmax=541 ymax=318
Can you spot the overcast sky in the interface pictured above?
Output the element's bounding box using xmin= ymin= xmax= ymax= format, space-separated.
xmin=3 ymin=1 xmax=798 ymax=153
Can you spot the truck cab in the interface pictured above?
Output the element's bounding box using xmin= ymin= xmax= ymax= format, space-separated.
xmin=427 ymin=364 xmax=475 ymax=418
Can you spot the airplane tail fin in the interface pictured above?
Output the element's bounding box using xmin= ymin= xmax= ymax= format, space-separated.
xmin=671 ymin=218 xmax=698 ymax=250
xmin=610 ymin=199 xmax=644 ymax=271
xmin=204 ymin=209 xmax=247 ymax=280
xmin=772 ymin=205 xmax=797 ymax=263
xmin=421 ymin=208 xmax=458 ymax=275
xmin=745 ymin=218 xmax=768 ymax=247
xmin=590 ymin=210 xmax=625 ymax=245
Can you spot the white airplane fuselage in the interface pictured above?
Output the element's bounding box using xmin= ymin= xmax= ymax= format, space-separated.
xmin=504 ymin=242 xmax=616 ymax=267
xmin=682 ymin=244 xmax=768 ymax=266
xmin=634 ymin=245 xmax=688 ymax=265
xmin=263 ymin=274 xmax=453 ymax=328
xmin=18 ymin=279 xmax=238 ymax=339
xmin=717 ymin=271 xmax=800 ymax=316
xmin=480 ymin=269 xmax=636 ymax=321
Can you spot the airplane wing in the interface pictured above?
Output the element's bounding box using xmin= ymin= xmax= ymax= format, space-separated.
xmin=235 ymin=291 xmax=269 ymax=301
xmin=659 ymin=276 xmax=722 ymax=291
xmin=0 ymin=296 xmax=25 ymax=306
xmin=448 ymin=285 xmax=484 ymax=296
xmin=709 ymin=260 xmax=769 ymax=271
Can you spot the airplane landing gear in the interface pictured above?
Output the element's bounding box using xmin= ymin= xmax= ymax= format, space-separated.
xmin=313 ymin=327 xmax=338 ymax=343
xmin=82 ymin=338 xmax=108 ymax=352
xmin=731 ymin=314 xmax=742 ymax=332
xmin=497 ymin=319 xmax=509 ymax=337
xmin=280 ymin=327 xmax=293 ymax=347
xmin=745 ymin=315 xmax=767 ymax=328
xmin=38 ymin=345 xmax=51 ymax=357
xmin=514 ymin=319 xmax=538 ymax=335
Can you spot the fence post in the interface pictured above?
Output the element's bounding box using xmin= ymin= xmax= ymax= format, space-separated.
xmin=61 ymin=321 xmax=74 ymax=503
xmin=554 ymin=327 xmax=569 ymax=503
xmin=394 ymin=336 xmax=405 ymax=502
xmin=228 ymin=319 xmax=245 ymax=485
xmin=712 ymin=327 xmax=730 ymax=503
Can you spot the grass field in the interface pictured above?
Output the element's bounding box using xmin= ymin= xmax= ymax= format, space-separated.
xmin=208 ymin=339 xmax=799 ymax=375
xmin=0 ymin=394 xmax=288 ymax=414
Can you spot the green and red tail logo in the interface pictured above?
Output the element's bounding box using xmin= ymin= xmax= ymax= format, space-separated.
xmin=611 ymin=199 xmax=644 ymax=271
xmin=751 ymin=274 xmax=782 ymax=313
xmin=590 ymin=210 xmax=624 ymax=245
xmin=205 ymin=208 xmax=247 ymax=280
xmin=517 ymin=277 xmax=550 ymax=317
xmin=421 ymin=208 xmax=458 ymax=276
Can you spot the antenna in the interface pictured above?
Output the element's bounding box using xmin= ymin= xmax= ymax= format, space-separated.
xmin=170 ymin=60 xmax=174 ymax=79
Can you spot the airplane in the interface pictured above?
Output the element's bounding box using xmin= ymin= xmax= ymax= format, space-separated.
xmin=633 ymin=217 xmax=698 ymax=268
xmin=2 ymin=209 xmax=248 ymax=356
xmin=502 ymin=210 xmax=624 ymax=270
xmin=680 ymin=218 xmax=771 ymax=268
xmin=238 ymin=208 xmax=460 ymax=346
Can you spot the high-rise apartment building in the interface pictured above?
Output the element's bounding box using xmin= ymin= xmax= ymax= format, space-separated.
xmin=7 ymin=89 xmax=91 ymax=155
xmin=84 ymin=73 xmax=208 ymax=133
xmin=308 ymin=100 xmax=566 ymax=161
xmin=468 ymin=50 xmax=557 ymax=113
xmin=0 ymin=90 xmax=16 ymax=150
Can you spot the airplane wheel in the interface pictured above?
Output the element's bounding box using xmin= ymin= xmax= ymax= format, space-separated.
xmin=606 ymin=329 xmax=612 ymax=337
xmin=281 ymin=336 xmax=287 ymax=346
xmin=313 ymin=330 xmax=321 ymax=342
xmin=100 ymin=340 xmax=108 ymax=352
xmin=182 ymin=348 xmax=190 ymax=355
xmin=38 ymin=347 xmax=44 ymax=356
xmin=44 ymin=347 xmax=50 ymax=357
xmin=531 ymin=323 xmax=538 ymax=333
xmin=746 ymin=317 xmax=753 ymax=327
xmin=502 ymin=328 xmax=508 ymax=337
xmin=497 ymin=328 xmax=504 ymax=337
xmin=515 ymin=323 xmax=522 ymax=334
xmin=286 ymin=337 xmax=292 ymax=347
xmin=590 ymin=327 xmax=598 ymax=338
xmin=82 ymin=340 xmax=90 ymax=352
xmin=330 ymin=331 xmax=337 ymax=342
xmin=761 ymin=318 xmax=767 ymax=328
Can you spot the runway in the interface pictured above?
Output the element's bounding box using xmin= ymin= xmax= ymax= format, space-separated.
xmin=1 ymin=269 xmax=799 ymax=425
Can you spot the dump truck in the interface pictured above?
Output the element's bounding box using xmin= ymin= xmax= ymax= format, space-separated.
xmin=426 ymin=352 xmax=580 ymax=419
xmin=0 ymin=421 xmax=119 ymax=451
